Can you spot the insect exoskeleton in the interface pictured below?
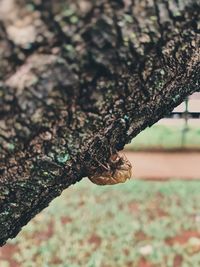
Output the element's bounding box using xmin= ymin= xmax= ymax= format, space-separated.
xmin=88 ymin=153 xmax=132 ymax=186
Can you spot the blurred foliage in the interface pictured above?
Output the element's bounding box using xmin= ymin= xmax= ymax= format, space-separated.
xmin=126 ymin=124 xmax=200 ymax=150
xmin=2 ymin=179 xmax=200 ymax=266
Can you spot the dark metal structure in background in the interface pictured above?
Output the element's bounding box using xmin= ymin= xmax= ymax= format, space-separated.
xmin=169 ymin=92 xmax=200 ymax=147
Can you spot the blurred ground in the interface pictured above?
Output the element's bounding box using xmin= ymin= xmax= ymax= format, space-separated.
xmin=126 ymin=151 xmax=200 ymax=180
xmin=1 ymin=180 xmax=200 ymax=267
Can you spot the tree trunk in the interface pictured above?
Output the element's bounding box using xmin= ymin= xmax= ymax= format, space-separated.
xmin=0 ymin=0 xmax=199 ymax=246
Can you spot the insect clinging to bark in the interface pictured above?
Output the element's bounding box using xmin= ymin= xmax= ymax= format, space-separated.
xmin=88 ymin=153 xmax=132 ymax=186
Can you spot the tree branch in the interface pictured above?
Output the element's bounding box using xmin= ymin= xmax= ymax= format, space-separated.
xmin=0 ymin=0 xmax=199 ymax=245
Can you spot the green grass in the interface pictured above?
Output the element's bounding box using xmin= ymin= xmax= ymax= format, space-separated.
xmin=2 ymin=179 xmax=200 ymax=267
xmin=126 ymin=124 xmax=200 ymax=150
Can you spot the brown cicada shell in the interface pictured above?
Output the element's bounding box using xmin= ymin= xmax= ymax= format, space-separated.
xmin=88 ymin=153 xmax=132 ymax=186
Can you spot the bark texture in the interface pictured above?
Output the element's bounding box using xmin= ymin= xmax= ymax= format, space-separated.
xmin=0 ymin=0 xmax=199 ymax=246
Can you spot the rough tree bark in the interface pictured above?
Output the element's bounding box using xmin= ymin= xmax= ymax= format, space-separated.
xmin=0 ymin=0 xmax=199 ymax=246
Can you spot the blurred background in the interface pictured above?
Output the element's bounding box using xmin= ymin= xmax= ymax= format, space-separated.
xmin=0 ymin=92 xmax=200 ymax=267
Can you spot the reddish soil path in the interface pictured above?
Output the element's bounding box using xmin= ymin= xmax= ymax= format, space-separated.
xmin=125 ymin=151 xmax=200 ymax=180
